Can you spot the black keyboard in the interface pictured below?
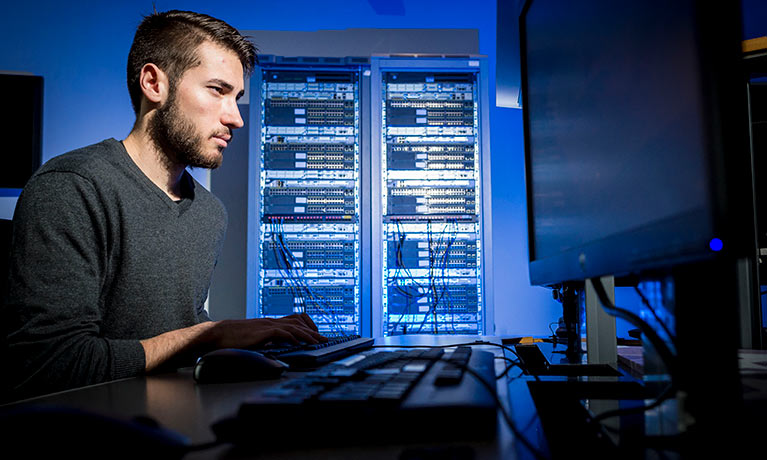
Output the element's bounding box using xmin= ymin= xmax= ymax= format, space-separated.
xmin=212 ymin=346 xmax=498 ymax=448
xmin=255 ymin=334 xmax=374 ymax=369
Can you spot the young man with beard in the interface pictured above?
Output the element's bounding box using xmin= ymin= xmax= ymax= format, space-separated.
xmin=2 ymin=10 xmax=325 ymax=401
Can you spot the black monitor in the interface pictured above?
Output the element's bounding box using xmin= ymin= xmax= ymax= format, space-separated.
xmin=520 ymin=0 xmax=753 ymax=286
xmin=519 ymin=0 xmax=757 ymax=454
xmin=0 ymin=73 xmax=43 ymax=189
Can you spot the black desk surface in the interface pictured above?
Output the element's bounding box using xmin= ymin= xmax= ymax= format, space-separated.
xmin=14 ymin=335 xmax=760 ymax=458
xmin=4 ymin=335 xmax=530 ymax=459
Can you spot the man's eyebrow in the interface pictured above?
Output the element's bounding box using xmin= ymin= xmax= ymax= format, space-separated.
xmin=208 ymin=78 xmax=235 ymax=92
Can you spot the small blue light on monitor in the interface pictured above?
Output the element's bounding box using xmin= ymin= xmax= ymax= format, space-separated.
xmin=709 ymin=238 xmax=724 ymax=251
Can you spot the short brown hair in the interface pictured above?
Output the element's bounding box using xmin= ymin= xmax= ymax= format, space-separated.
xmin=126 ymin=10 xmax=257 ymax=115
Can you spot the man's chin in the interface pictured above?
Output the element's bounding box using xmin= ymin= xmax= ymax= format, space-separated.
xmin=187 ymin=152 xmax=223 ymax=170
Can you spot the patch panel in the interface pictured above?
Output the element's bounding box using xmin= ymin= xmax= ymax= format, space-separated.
xmin=385 ymin=316 xmax=480 ymax=336
xmin=262 ymin=277 xmax=356 ymax=287
xmin=385 ymin=314 xmax=480 ymax=325
xmin=267 ymin=126 xmax=355 ymax=136
xmin=263 ymin=222 xmax=357 ymax=234
xmin=388 ymin=183 xmax=475 ymax=196
xmin=387 ymin=269 xmax=478 ymax=280
xmin=387 ymin=126 xmax=475 ymax=137
xmin=263 ymin=270 xmax=355 ymax=280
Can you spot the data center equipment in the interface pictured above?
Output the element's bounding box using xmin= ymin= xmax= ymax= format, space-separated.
xmin=250 ymin=55 xmax=491 ymax=337
xmin=253 ymin=56 xmax=368 ymax=336
xmin=371 ymin=56 xmax=493 ymax=337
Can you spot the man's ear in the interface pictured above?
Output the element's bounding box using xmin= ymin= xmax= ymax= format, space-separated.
xmin=139 ymin=63 xmax=169 ymax=105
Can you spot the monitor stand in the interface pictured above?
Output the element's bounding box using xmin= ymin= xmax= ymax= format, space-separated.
xmin=559 ymin=282 xmax=583 ymax=364
xmin=517 ymin=276 xmax=621 ymax=376
xmin=516 ymin=276 xmax=620 ymax=378
xmin=585 ymin=276 xmax=617 ymax=367
xmin=516 ymin=276 xmax=643 ymax=458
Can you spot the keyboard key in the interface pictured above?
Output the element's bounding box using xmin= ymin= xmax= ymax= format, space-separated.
xmin=402 ymin=363 xmax=428 ymax=373
xmin=328 ymin=368 xmax=360 ymax=378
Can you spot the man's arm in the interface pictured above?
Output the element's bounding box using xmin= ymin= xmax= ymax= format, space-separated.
xmin=141 ymin=313 xmax=325 ymax=372
xmin=4 ymin=171 xmax=146 ymax=398
xmin=5 ymin=170 xmax=326 ymax=395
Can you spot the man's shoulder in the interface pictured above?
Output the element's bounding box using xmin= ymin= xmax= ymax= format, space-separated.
xmin=35 ymin=138 xmax=124 ymax=180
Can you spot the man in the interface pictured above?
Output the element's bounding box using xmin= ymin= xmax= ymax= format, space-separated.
xmin=2 ymin=10 xmax=324 ymax=401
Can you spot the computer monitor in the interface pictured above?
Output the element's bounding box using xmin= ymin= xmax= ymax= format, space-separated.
xmin=520 ymin=0 xmax=753 ymax=286
xmin=519 ymin=0 xmax=755 ymax=452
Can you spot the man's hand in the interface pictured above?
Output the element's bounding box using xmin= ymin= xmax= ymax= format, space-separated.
xmin=203 ymin=314 xmax=326 ymax=349
xmin=281 ymin=312 xmax=321 ymax=333
xmin=140 ymin=313 xmax=326 ymax=372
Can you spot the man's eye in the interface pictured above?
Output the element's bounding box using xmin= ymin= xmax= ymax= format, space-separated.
xmin=209 ymin=86 xmax=223 ymax=94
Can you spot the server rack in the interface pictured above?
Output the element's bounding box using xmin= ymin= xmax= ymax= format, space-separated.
xmin=251 ymin=56 xmax=370 ymax=336
xmin=248 ymin=55 xmax=491 ymax=337
xmin=370 ymin=56 xmax=493 ymax=336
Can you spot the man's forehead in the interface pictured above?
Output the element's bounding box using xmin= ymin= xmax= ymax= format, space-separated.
xmin=190 ymin=41 xmax=245 ymax=89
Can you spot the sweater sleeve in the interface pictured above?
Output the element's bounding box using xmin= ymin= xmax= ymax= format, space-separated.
xmin=3 ymin=171 xmax=145 ymax=399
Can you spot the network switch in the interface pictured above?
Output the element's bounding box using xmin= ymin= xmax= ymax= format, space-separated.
xmin=264 ymin=141 xmax=355 ymax=171
xmin=387 ymin=239 xmax=478 ymax=269
xmin=263 ymin=239 xmax=355 ymax=270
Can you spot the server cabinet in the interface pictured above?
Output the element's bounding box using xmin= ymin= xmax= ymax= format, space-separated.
xmin=251 ymin=57 xmax=370 ymax=336
xmin=370 ymin=56 xmax=493 ymax=336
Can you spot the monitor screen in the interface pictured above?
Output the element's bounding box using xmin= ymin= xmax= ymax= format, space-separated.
xmin=520 ymin=0 xmax=752 ymax=286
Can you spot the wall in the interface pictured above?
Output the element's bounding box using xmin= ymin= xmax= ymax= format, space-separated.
xmin=742 ymin=0 xmax=767 ymax=40
xmin=0 ymin=0 xmax=562 ymax=337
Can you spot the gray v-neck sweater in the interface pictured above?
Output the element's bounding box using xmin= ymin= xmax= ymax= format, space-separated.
xmin=3 ymin=138 xmax=227 ymax=400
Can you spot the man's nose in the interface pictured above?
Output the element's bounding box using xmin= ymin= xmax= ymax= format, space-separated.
xmin=223 ymin=98 xmax=244 ymax=129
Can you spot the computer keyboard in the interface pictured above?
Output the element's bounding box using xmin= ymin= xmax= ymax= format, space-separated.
xmin=255 ymin=334 xmax=375 ymax=369
xmin=212 ymin=346 xmax=498 ymax=448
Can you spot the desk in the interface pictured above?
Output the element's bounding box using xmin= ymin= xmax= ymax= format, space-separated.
xmin=17 ymin=335 xmax=762 ymax=458
xmin=3 ymin=335 xmax=530 ymax=459
xmin=13 ymin=336 xmax=759 ymax=458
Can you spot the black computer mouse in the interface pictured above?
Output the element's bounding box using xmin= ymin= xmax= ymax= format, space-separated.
xmin=193 ymin=348 xmax=288 ymax=383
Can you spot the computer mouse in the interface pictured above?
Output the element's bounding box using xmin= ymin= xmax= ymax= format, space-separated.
xmin=193 ymin=348 xmax=288 ymax=383
xmin=0 ymin=404 xmax=190 ymax=459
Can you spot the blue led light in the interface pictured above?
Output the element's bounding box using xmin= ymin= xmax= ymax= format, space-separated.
xmin=709 ymin=238 xmax=723 ymax=252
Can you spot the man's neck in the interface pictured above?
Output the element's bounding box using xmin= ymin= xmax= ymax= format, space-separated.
xmin=122 ymin=126 xmax=186 ymax=201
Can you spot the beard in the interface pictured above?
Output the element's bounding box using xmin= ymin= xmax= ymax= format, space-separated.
xmin=147 ymin=88 xmax=229 ymax=170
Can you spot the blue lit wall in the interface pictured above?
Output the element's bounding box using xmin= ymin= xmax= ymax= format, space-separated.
xmin=743 ymin=0 xmax=767 ymax=40
xmin=0 ymin=0 xmax=568 ymax=337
